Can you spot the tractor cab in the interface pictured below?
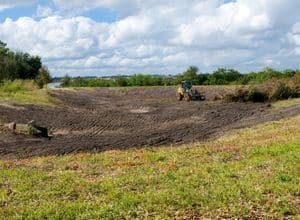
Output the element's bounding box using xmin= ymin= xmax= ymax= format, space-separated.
xmin=181 ymin=81 xmax=192 ymax=91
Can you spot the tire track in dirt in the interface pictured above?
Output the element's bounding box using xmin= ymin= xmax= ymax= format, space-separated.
xmin=0 ymin=87 xmax=299 ymax=159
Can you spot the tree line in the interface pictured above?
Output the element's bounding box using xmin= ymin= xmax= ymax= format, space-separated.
xmin=61 ymin=66 xmax=299 ymax=88
xmin=1 ymin=40 xmax=298 ymax=88
xmin=0 ymin=41 xmax=51 ymax=88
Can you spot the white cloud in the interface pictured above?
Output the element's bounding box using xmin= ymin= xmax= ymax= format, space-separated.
xmin=288 ymin=22 xmax=300 ymax=55
xmin=36 ymin=5 xmax=54 ymax=18
xmin=0 ymin=0 xmax=35 ymax=11
xmin=0 ymin=0 xmax=300 ymax=76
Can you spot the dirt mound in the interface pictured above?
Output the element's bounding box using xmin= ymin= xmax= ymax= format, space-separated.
xmin=0 ymin=87 xmax=299 ymax=159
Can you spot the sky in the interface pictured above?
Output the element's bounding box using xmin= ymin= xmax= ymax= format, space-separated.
xmin=0 ymin=0 xmax=300 ymax=77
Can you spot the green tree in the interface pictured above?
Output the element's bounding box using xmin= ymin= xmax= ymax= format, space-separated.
xmin=115 ymin=76 xmax=128 ymax=87
xmin=182 ymin=66 xmax=199 ymax=84
xmin=61 ymin=75 xmax=72 ymax=87
xmin=282 ymin=69 xmax=296 ymax=78
xmin=0 ymin=41 xmax=42 ymax=81
xmin=175 ymin=66 xmax=200 ymax=85
xmin=35 ymin=66 xmax=52 ymax=88
xmin=209 ymin=68 xmax=242 ymax=85
xmin=0 ymin=41 xmax=9 ymax=56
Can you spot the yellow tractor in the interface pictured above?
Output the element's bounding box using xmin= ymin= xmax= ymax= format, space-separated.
xmin=177 ymin=81 xmax=205 ymax=101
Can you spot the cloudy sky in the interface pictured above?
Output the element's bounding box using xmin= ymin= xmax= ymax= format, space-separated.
xmin=0 ymin=0 xmax=300 ymax=76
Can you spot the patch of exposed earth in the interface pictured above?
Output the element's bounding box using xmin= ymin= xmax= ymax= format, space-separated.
xmin=0 ymin=87 xmax=299 ymax=159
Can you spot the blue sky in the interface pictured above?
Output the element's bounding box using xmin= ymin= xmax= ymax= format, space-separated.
xmin=0 ymin=0 xmax=300 ymax=77
xmin=0 ymin=4 xmax=35 ymax=22
xmin=0 ymin=0 xmax=118 ymax=23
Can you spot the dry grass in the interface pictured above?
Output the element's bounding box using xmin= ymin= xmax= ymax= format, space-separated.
xmin=272 ymin=98 xmax=300 ymax=109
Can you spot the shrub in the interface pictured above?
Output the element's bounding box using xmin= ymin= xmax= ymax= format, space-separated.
xmin=225 ymin=88 xmax=268 ymax=103
xmin=246 ymin=87 xmax=268 ymax=102
xmin=225 ymin=76 xmax=300 ymax=103
xmin=72 ymin=77 xmax=89 ymax=87
xmin=35 ymin=66 xmax=52 ymax=89
xmin=208 ymin=68 xmax=242 ymax=85
xmin=114 ymin=76 xmax=128 ymax=87
xmin=26 ymin=124 xmax=40 ymax=135
xmin=270 ymin=82 xmax=298 ymax=100
xmin=61 ymin=75 xmax=71 ymax=87
xmin=87 ymin=78 xmax=112 ymax=87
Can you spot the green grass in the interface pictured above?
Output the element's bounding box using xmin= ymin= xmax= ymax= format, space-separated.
xmin=272 ymin=98 xmax=300 ymax=109
xmin=0 ymin=115 xmax=299 ymax=219
xmin=0 ymin=80 xmax=55 ymax=106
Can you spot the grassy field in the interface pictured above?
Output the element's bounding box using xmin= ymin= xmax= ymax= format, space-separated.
xmin=0 ymin=80 xmax=54 ymax=106
xmin=0 ymin=114 xmax=299 ymax=219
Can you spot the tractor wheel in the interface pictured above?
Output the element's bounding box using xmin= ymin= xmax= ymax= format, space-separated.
xmin=177 ymin=93 xmax=183 ymax=101
xmin=184 ymin=94 xmax=191 ymax=102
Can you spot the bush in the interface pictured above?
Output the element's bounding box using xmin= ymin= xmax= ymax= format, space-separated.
xmin=270 ymin=82 xmax=298 ymax=100
xmin=127 ymin=74 xmax=163 ymax=86
xmin=225 ymin=88 xmax=248 ymax=102
xmin=70 ymin=77 xmax=89 ymax=87
xmin=61 ymin=75 xmax=71 ymax=87
xmin=225 ymin=87 xmax=268 ymax=103
xmin=114 ymin=76 xmax=128 ymax=87
xmin=88 ymin=78 xmax=112 ymax=87
xmin=225 ymin=75 xmax=300 ymax=103
xmin=35 ymin=66 xmax=52 ymax=89
xmin=208 ymin=68 xmax=242 ymax=85
xmin=246 ymin=88 xmax=268 ymax=102
xmin=26 ymin=124 xmax=40 ymax=135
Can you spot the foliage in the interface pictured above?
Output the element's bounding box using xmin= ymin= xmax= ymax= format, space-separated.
xmin=115 ymin=75 xmax=128 ymax=87
xmin=61 ymin=74 xmax=166 ymax=88
xmin=26 ymin=124 xmax=40 ymax=135
xmin=127 ymin=74 xmax=164 ymax=86
xmin=60 ymin=67 xmax=300 ymax=88
xmin=225 ymin=74 xmax=300 ymax=102
xmin=35 ymin=66 xmax=52 ymax=89
xmin=61 ymin=75 xmax=72 ymax=87
xmin=270 ymin=82 xmax=299 ymax=100
xmin=175 ymin=66 xmax=199 ymax=85
xmin=208 ymin=68 xmax=242 ymax=85
xmin=0 ymin=41 xmax=41 ymax=80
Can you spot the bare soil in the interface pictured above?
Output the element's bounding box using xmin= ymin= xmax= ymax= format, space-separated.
xmin=0 ymin=87 xmax=299 ymax=159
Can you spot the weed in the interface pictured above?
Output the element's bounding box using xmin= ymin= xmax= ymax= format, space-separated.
xmin=26 ymin=125 xmax=40 ymax=135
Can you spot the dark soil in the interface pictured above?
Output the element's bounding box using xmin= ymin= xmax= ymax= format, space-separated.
xmin=0 ymin=87 xmax=299 ymax=159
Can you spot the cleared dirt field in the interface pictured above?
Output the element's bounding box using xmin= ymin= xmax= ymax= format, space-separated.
xmin=0 ymin=87 xmax=299 ymax=159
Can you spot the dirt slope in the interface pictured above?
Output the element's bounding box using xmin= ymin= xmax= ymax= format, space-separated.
xmin=0 ymin=87 xmax=299 ymax=159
